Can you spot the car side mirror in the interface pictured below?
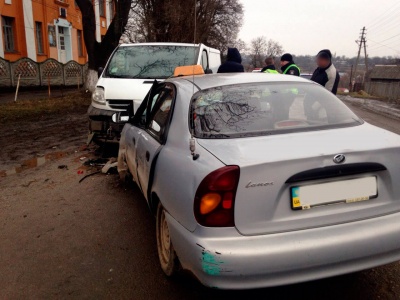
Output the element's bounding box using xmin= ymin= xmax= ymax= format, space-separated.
xmin=98 ymin=67 xmax=104 ymax=78
xmin=111 ymin=112 xmax=129 ymax=123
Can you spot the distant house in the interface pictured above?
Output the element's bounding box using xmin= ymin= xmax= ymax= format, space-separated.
xmin=365 ymin=65 xmax=400 ymax=100
xmin=369 ymin=65 xmax=400 ymax=82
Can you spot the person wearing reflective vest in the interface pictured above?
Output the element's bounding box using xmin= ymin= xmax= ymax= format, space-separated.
xmin=261 ymin=57 xmax=279 ymax=74
xmin=280 ymin=53 xmax=300 ymax=76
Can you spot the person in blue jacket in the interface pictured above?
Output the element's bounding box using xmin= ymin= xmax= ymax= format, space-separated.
xmin=217 ymin=48 xmax=245 ymax=73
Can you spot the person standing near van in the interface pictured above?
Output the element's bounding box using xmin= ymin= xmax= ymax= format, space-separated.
xmin=261 ymin=57 xmax=279 ymax=74
xmin=217 ymin=48 xmax=245 ymax=73
xmin=280 ymin=53 xmax=300 ymax=76
xmin=311 ymin=49 xmax=340 ymax=94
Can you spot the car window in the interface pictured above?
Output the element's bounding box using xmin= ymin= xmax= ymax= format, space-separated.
xmin=147 ymin=86 xmax=175 ymax=142
xmin=191 ymin=82 xmax=362 ymax=139
xmin=201 ymin=50 xmax=208 ymax=70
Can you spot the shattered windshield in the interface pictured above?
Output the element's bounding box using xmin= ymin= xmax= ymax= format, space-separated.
xmin=191 ymin=82 xmax=362 ymax=139
xmin=105 ymin=45 xmax=197 ymax=79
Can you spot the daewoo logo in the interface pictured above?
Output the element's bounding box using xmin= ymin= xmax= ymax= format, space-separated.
xmin=246 ymin=181 xmax=274 ymax=188
xmin=333 ymin=154 xmax=346 ymax=164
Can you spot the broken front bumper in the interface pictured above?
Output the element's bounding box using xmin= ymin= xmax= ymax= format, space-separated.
xmin=87 ymin=105 xmax=125 ymax=142
xmin=166 ymin=211 xmax=400 ymax=289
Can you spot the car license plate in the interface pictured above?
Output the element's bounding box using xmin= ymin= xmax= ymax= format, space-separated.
xmin=291 ymin=176 xmax=377 ymax=210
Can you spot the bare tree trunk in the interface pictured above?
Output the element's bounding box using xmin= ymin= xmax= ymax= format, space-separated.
xmin=76 ymin=0 xmax=131 ymax=92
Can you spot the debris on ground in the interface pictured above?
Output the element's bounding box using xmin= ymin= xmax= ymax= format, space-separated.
xmin=101 ymin=158 xmax=118 ymax=174
xmin=58 ymin=165 xmax=68 ymax=170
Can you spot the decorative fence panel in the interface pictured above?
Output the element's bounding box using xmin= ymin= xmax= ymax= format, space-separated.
xmin=0 ymin=57 xmax=87 ymax=88
xmin=40 ymin=58 xmax=64 ymax=86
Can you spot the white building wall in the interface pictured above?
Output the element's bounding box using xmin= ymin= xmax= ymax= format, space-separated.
xmin=22 ymin=0 xmax=37 ymax=60
xmin=94 ymin=1 xmax=101 ymax=42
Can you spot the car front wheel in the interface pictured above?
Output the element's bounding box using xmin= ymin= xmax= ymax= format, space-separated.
xmin=156 ymin=202 xmax=180 ymax=276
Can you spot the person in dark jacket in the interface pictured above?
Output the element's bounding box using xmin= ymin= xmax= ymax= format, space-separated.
xmin=280 ymin=53 xmax=300 ymax=76
xmin=311 ymin=49 xmax=340 ymax=94
xmin=217 ymin=48 xmax=244 ymax=73
xmin=261 ymin=57 xmax=278 ymax=74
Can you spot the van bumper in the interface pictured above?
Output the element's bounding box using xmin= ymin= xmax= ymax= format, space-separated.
xmin=87 ymin=105 xmax=125 ymax=142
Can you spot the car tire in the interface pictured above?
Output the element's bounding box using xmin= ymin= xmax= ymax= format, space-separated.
xmin=156 ymin=202 xmax=180 ymax=276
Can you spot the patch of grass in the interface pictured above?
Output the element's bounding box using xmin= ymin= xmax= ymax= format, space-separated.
xmin=0 ymin=91 xmax=91 ymax=124
xmin=348 ymin=91 xmax=383 ymax=100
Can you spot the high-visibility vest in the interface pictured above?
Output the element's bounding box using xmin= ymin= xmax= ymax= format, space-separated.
xmin=263 ymin=69 xmax=279 ymax=74
xmin=282 ymin=64 xmax=301 ymax=75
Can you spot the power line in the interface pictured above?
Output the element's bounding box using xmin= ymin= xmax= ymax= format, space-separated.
xmin=368 ymin=38 xmax=400 ymax=54
xmin=368 ymin=1 xmax=400 ymax=29
xmin=369 ymin=20 xmax=400 ymax=38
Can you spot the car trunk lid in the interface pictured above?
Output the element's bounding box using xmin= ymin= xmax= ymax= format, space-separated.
xmin=197 ymin=123 xmax=400 ymax=235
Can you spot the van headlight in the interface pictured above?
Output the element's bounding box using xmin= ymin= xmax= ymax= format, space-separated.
xmin=92 ymin=87 xmax=106 ymax=104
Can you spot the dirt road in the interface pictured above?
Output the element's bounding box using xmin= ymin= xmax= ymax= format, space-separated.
xmin=1 ymin=102 xmax=400 ymax=299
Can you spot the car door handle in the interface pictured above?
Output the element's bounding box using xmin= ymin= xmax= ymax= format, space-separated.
xmin=145 ymin=151 xmax=150 ymax=161
xmin=132 ymin=137 xmax=135 ymax=145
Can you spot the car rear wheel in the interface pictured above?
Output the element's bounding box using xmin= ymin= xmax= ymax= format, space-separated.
xmin=156 ymin=202 xmax=180 ymax=276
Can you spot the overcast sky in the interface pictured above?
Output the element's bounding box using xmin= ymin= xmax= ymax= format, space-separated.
xmin=238 ymin=0 xmax=400 ymax=58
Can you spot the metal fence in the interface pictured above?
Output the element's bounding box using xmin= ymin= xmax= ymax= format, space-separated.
xmin=0 ymin=57 xmax=88 ymax=88
xmin=365 ymin=81 xmax=400 ymax=102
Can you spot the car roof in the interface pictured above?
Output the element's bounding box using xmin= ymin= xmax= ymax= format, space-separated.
xmin=118 ymin=42 xmax=200 ymax=47
xmin=167 ymin=73 xmax=314 ymax=90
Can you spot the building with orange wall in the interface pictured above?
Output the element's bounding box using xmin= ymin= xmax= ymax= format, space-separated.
xmin=0 ymin=0 xmax=113 ymax=64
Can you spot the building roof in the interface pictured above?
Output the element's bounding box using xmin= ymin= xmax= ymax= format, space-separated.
xmin=369 ymin=65 xmax=400 ymax=80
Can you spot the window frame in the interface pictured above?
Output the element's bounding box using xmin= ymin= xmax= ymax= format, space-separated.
xmin=35 ymin=21 xmax=44 ymax=54
xmin=201 ymin=49 xmax=209 ymax=71
xmin=109 ymin=0 xmax=115 ymax=17
xmin=2 ymin=16 xmax=15 ymax=53
xmin=99 ymin=0 xmax=106 ymax=17
xmin=133 ymin=82 xmax=177 ymax=145
xmin=77 ymin=29 xmax=83 ymax=57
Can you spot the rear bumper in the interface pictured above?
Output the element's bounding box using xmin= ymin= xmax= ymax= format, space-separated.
xmin=166 ymin=212 xmax=400 ymax=289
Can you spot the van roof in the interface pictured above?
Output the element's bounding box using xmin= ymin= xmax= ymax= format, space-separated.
xmin=118 ymin=42 xmax=202 ymax=48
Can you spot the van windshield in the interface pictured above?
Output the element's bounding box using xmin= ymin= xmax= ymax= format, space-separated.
xmin=105 ymin=45 xmax=198 ymax=79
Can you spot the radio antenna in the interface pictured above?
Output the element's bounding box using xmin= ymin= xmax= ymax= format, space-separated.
xmin=190 ymin=0 xmax=199 ymax=160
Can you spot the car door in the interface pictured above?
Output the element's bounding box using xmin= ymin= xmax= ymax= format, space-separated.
xmin=134 ymin=83 xmax=176 ymax=200
xmin=124 ymin=81 xmax=162 ymax=185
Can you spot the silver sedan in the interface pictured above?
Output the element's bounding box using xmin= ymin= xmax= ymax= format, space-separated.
xmin=116 ymin=73 xmax=400 ymax=289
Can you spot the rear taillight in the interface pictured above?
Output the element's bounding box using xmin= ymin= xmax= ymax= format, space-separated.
xmin=194 ymin=166 xmax=240 ymax=227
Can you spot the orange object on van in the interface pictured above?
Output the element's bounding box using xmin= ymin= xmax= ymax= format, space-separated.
xmin=174 ymin=65 xmax=205 ymax=77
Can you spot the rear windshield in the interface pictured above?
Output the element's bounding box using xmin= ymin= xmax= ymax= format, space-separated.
xmin=191 ymin=82 xmax=362 ymax=139
xmin=105 ymin=45 xmax=197 ymax=79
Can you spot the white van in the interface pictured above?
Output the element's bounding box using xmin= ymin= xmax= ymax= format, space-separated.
xmin=88 ymin=42 xmax=221 ymax=143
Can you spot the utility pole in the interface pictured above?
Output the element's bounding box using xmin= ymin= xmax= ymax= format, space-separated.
xmin=353 ymin=27 xmax=368 ymax=91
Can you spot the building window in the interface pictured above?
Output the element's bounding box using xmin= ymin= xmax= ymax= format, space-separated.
xmin=109 ymin=0 xmax=114 ymax=17
xmin=77 ymin=29 xmax=83 ymax=56
xmin=99 ymin=0 xmax=105 ymax=17
xmin=2 ymin=16 xmax=15 ymax=52
xmin=35 ymin=22 xmax=44 ymax=54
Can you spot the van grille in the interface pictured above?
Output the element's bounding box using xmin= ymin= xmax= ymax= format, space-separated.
xmin=108 ymin=100 xmax=131 ymax=110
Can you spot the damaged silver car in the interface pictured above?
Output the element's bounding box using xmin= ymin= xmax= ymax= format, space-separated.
xmin=116 ymin=69 xmax=400 ymax=289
